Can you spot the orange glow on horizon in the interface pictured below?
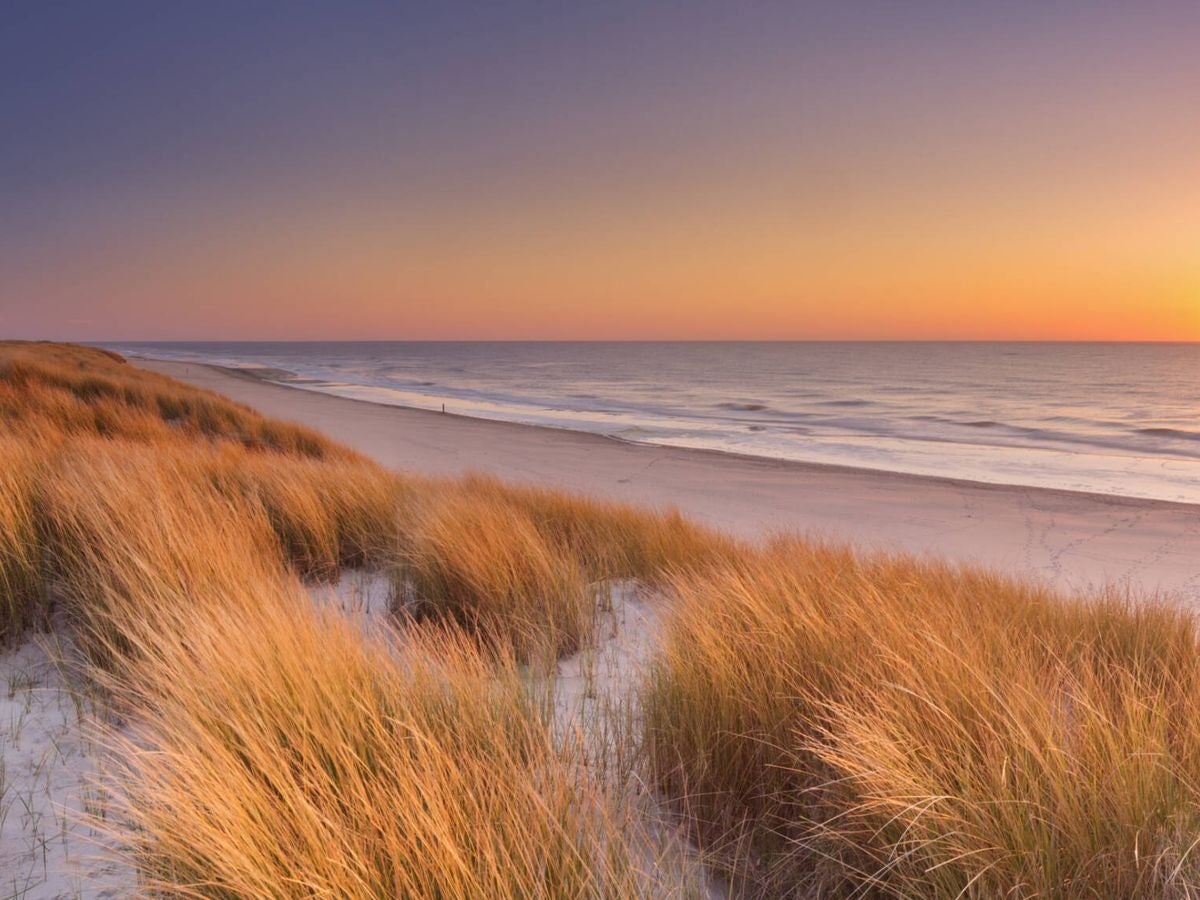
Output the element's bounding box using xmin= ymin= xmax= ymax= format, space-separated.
xmin=9 ymin=174 xmax=1191 ymax=342
xmin=3 ymin=6 xmax=1198 ymax=343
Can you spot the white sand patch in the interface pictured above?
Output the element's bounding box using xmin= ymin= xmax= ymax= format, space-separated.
xmin=553 ymin=582 xmax=663 ymax=754
xmin=306 ymin=569 xmax=394 ymax=621
xmin=0 ymin=636 xmax=133 ymax=899
xmin=555 ymin=584 xmax=728 ymax=900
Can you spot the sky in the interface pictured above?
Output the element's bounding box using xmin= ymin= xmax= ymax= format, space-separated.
xmin=1 ymin=1 xmax=1197 ymax=341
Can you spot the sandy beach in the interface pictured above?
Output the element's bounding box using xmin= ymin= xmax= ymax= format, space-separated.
xmin=140 ymin=358 xmax=1200 ymax=605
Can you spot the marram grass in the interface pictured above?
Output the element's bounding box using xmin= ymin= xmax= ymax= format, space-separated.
xmin=642 ymin=539 xmax=1200 ymax=897
xmin=60 ymin=469 xmax=684 ymax=897
xmin=3 ymin=340 xmax=1199 ymax=898
xmin=0 ymin=436 xmax=47 ymax=642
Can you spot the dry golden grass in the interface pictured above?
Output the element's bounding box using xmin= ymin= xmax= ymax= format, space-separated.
xmin=393 ymin=474 xmax=741 ymax=660
xmin=37 ymin=448 xmax=688 ymax=897
xmin=643 ymin=538 xmax=1200 ymax=897
xmin=438 ymin=474 xmax=741 ymax=583
xmin=1 ymin=342 xmax=732 ymax=658
xmin=0 ymin=436 xmax=47 ymax=641
xmin=104 ymin=606 xmax=669 ymax=897
xmin=6 ymin=340 xmax=1200 ymax=897
xmin=0 ymin=342 xmax=719 ymax=897
xmin=108 ymin=603 xmax=684 ymax=897
xmin=1 ymin=342 xmax=403 ymax=589
xmin=399 ymin=487 xmax=597 ymax=662
xmin=198 ymin=442 xmax=407 ymax=578
xmin=0 ymin=340 xmax=348 ymax=459
xmin=40 ymin=440 xmax=290 ymax=669
xmin=2 ymin=347 xmax=698 ymax=898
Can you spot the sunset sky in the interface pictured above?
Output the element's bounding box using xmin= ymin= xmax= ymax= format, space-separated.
xmin=2 ymin=2 xmax=1197 ymax=341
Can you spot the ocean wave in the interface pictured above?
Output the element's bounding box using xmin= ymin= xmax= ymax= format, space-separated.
xmin=228 ymin=365 xmax=301 ymax=382
xmin=1136 ymin=427 xmax=1200 ymax=441
xmin=716 ymin=401 xmax=769 ymax=412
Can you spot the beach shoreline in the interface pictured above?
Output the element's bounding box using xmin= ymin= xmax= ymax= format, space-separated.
xmin=106 ymin=342 xmax=1200 ymax=506
xmin=137 ymin=357 xmax=1200 ymax=604
xmin=150 ymin=358 xmax=1200 ymax=511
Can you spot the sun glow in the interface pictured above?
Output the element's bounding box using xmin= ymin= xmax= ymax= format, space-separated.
xmin=2 ymin=4 xmax=1197 ymax=341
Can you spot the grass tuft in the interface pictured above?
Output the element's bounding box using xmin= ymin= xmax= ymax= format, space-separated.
xmin=642 ymin=539 xmax=1200 ymax=897
xmin=0 ymin=340 xmax=351 ymax=459
xmin=0 ymin=437 xmax=47 ymax=642
xmin=392 ymin=475 xmax=741 ymax=662
xmin=101 ymin=592 xmax=667 ymax=898
xmin=399 ymin=489 xmax=597 ymax=663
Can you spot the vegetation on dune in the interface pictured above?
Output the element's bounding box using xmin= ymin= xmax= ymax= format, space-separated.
xmin=40 ymin=442 xmax=291 ymax=669
xmin=0 ymin=437 xmax=46 ymax=641
xmin=0 ymin=341 xmax=712 ymax=896
xmin=199 ymin=444 xmax=407 ymax=579
xmin=0 ymin=340 xmax=348 ymax=458
xmin=49 ymin=464 xmax=677 ymax=897
xmin=0 ymin=341 xmax=403 ymax=609
xmin=643 ymin=539 xmax=1200 ymax=897
xmin=108 ymin=602 xmax=668 ymax=897
xmin=393 ymin=476 xmax=739 ymax=661
xmin=398 ymin=488 xmax=597 ymax=662
xmin=0 ymin=340 xmax=725 ymax=652
xmin=3 ymin=340 xmax=1199 ymax=897
xmin=436 ymin=474 xmax=741 ymax=583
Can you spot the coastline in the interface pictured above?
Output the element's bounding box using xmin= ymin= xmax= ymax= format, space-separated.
xmin=137 ymin=357 xmax=1200 ymax=604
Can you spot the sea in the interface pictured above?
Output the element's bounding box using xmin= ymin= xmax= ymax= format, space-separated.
xmin=103 ymin=342 xmax=1199 ymax=504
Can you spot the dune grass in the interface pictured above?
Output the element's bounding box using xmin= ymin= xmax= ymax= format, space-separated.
xmin=0 ymin=341 xmax=726 ymax=654
xmin=431 ymin=474 xmax=740 ymax=583
xmin=0 ymin=340 xmax=403 ymax=592
xmin=5 ymin=340 xmax=1200 ymax=897
xmin=104 ymin=605 xmax=673 ymax=898
xmin=40 ymin=440 xmax=292 ymax=670
xmin=198 ymin=443 xmax=407 ymax=578
xmin=642 ymin=539 xmax=1200 ymax=897
xmin=42 ymin=457 xmax=683 ymax=897
xmin=398 ymin=488 xmax=597 ymax=662
xmin=393 ymin=474 xmax=741 ymax=661
xmin=1 ymin=342 xmax=715 ymax=896
xmin=0 ymin=340 xmax=348 ymax=458
xmin=0 ymin=437 xmax=47 ymax=642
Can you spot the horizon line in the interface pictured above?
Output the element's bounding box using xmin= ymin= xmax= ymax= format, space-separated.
xmin=75 ymin=337 xmax=1200 ymax=345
